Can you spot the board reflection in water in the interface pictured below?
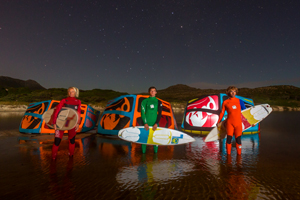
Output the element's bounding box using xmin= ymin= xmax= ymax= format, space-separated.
xmin=116 ymin=160 xmax=195 ymax=189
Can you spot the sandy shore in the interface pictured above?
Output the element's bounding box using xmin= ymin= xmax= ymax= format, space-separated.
xmin=0 ymin=105 xmax=28 ymax=112
xmin=0 ymin=104 xmax=105 ymax=112
xmin=271 ymin=106 xmax=300 ymax=111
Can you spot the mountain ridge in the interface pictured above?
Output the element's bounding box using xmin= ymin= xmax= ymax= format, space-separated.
xmin=0 ymin=76 xmax=300 ymax=107
xmin=0 ymin=76 xmax=45 ymax=90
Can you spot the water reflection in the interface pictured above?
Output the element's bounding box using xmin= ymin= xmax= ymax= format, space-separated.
xmin=17 ymin=135 xmax=91 ymax=170
xmin=49 ymin=158 xmax=75 ymax=199
xmin=16 ymin=132 xmax=261 ymax=178
xmin=220 ymin=133 xmax=260 ymax=156
xmin=2 ymin=112 xmax=300 ymax=199
xmin=0 ymin=111 xmax=24 ymax=131
xmin=96 ymin=136 xmax=177 ymax=165
xmin=0 ymin=111 xmax=24 ymax=117
xmin=219 ymin=134 xmax=260 ymax=199
xmin=116 ymin=159 xmax=195 ymax=189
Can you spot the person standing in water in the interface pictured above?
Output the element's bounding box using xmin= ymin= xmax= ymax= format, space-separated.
xmin=217 ymin=86 xmax=246 ymax=155
xmin=51 ymin=87 xmax=81 ymax=160
xmin=141 ymin=86 xmax=163 ymax=153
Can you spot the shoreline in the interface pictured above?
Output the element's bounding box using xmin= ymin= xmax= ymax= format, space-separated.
xmin=0 ymin=104 xmax=300 ymax=112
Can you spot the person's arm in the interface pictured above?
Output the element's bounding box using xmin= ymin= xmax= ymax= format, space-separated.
xmin=239 ymin=99 xmax=246 ymax=110
xmin=77 ymin=100 xmax=81 ymax=124
xmin=75 ymin=100 xmax=81 ymax=131
xmin=141 ymin=99 xmax=147 ymax=125
xmin=217 ymin=102 xmax=226 ymax=125
xmin=52 ymin=99 xmax=66 ymax=124
xmin=155 ymin=100 xmax=163 ymax=125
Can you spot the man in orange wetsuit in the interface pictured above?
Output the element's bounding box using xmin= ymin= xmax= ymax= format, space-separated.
xmin=217 ymin=86 xmax=246 ymax=155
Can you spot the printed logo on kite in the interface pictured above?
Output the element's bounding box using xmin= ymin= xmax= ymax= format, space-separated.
xmin=187 ymin=96 xmax=218 ymax=110
xmin=185 ymin=95 xmax=219 ymax=127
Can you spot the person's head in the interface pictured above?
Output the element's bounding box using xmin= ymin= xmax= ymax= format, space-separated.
xmin=226 ymin=86 xmax=238 ymax=98
xmin=148 ymin=86 xmax=157 ymax=97
xmin=68 ymin=87 xmax=79 ymax=98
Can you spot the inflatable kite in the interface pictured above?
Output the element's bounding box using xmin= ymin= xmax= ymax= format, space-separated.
xmin=19 ymin=100 xmax=100 ymax=134
xmin=181 ymin=93 xmax=260 ymax=135
xmin=97 ymin=95 xmax=178 ymax=135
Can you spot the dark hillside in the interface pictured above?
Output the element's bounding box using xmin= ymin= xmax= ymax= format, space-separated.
xmin=155 ymin=84 xmax=300 ymax=107
xmin=0 ymin=76 xmax=45 ymax=90
xmin=0 ymin=76 xmax=299 ymax=108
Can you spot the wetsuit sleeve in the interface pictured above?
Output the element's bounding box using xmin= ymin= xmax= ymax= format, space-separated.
xmin=141 ymin=99 xmax=147 ymax=124
xmin=53 ymin=99 xmax=66 ymax=124
xmin=239 ymin=99 xmax=246 ymax=110
xmin=155 ymin=100 xmax=163 ymax=125
xmin=77 ymin=100 xmax=81 ymax=124
xmin=217 ymin=102 xmax=226 ymax=124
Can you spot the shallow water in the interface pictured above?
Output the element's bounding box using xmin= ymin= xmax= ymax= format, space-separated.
xmin=0 ymin=111 xmax=24 ymax=131
xmin=0 ymin=111 xmax=300 ymax=199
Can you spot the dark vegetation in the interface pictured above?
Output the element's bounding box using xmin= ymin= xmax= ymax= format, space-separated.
xmin=1 ymin=76 xmax=300 ymax=107
xmin=0 ymin=87 xmax=127 ymax=106
xmin=151 ymin=84 xmax=300 ymax=107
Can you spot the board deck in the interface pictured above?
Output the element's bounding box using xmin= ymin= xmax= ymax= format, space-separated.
xmin=118 ymin=126 xmax=195 ymax=145
xmin=42 ymin=107 xmax=78 ymax=130
xmin=205 ymin=104 xmax=272 ymax=142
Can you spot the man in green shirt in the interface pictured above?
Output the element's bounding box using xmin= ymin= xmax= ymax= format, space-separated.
xmin=141 ymin=86 xmax=162 ymax=153
xmin=141 ymin=86 xmax=162 ymax=131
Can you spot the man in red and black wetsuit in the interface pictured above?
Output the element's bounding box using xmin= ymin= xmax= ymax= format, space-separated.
xmin=217 ymin=86 xmax=246 ymax=155
xmin=52 ymin=87 xmax=81 ymax=160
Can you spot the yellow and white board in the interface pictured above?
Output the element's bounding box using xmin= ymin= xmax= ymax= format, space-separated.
xmin=118 ymin=126 xmax=195 ymax=145
xmin=42 ymin=107 xmax=78 ymax=131
xmin=205 ymin=104 xmax=272 ymax=142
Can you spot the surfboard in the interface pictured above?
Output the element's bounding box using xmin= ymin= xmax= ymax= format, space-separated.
xmin=204 ymin=120 xmax=227 ymax=142
xmin=42 ymin=107 xmax=79 ymax=130
xmin=205 ymin=104 xmax=272 ymax=142
xmin=118 ymin=126 xmax=195 ymax=145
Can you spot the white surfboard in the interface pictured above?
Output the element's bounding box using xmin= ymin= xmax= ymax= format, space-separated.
xmin=204 ymin=120 xmax=227 ymax=142
xmin=118 ymin=126 xmax=195 ymax=145
xmin=205 ymin=104 xmax=272 ymax=142
xmin=42 ymin=107 xmax=79 ymax=130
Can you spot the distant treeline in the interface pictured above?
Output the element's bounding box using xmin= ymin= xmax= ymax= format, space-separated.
xmin=155 ymin=84 xmax=300 ymax=107
xmin=1 ymin=84 xmax=300 ymax=107
xmin=0 ymin=87 xmax=127 ymax=106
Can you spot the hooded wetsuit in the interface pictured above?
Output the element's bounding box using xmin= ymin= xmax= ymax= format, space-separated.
xmin=218 ymin=97 xmax=246 ymax=155
xmin=52 ymin=97 xmax=81 ymax=159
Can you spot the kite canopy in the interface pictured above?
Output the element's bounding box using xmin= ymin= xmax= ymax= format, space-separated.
xmin=181 ymin=93 xmax=260 ymax=135
xmin=97 ymin=95 xmax=178 ymax=135
xmin=19 ymin=100 xmax=100 ymax=134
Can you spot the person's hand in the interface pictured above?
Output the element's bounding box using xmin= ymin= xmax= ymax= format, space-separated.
xmin=54 ymin=124 xmax=57 ymax=130
xmin=144 ymin=124 xmax=149 ymax=131
xmin=217 ymin=123 xmax=221 ymax=128
xmin=153 ymin=124 xmax=158 ymax=131
xmin=75 ymin=124 xmax=79 ymax=131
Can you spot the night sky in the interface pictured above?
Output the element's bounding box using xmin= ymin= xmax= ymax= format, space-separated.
xmin=0 ymin=1 xmax=299 ymax=93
